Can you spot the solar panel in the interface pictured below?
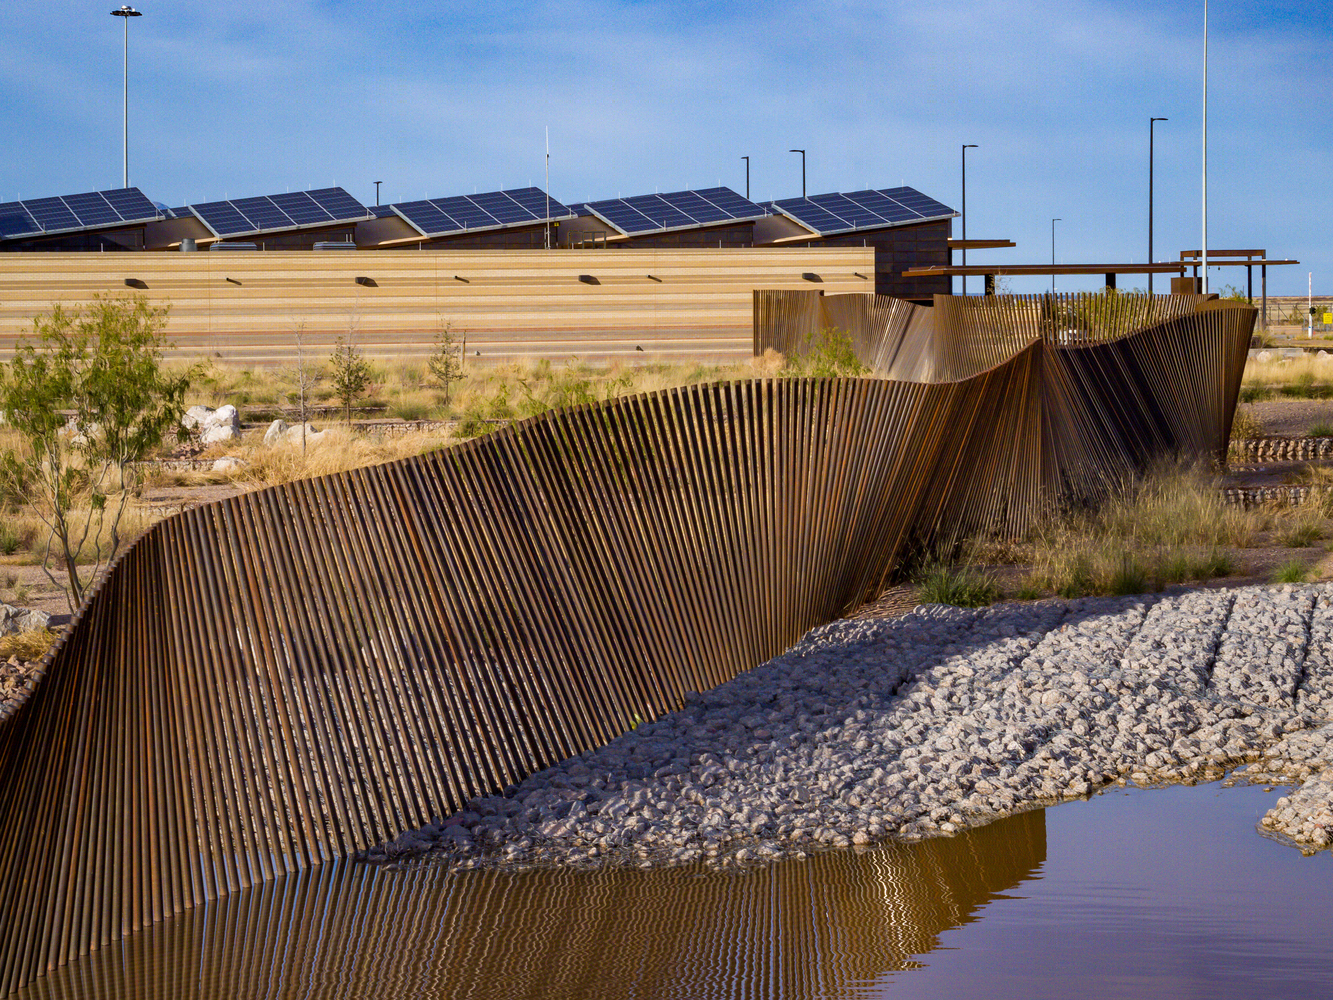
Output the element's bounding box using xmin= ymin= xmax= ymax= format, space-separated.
xmin=191 ymin=201 xmax=257 ymax=238
xmin=504 ymin=187 xmax=573 ymax=220
xmin=367 ymin=204 xmax=399 ymax=219
xmin=773 ymin=197 xmax=855 ymax=235
xmin=22 ymin=197 xmax=81 ymax=233
xmin=660 ymin=190 xmax=730 ymax=223
xmin=693 ymin=187 xmax=767 ymax=220
xmin=394 ymin=201 xmax=461 ymax=235
xmin=468 ymin=190 xmax=539 ymax=225
xmin=307 ymin=187 xmax=367 ymax=220
xmin=270 ymin=191 xmax=334 ymax=226
xmin=231 ymin=196 xmax=295 ymax=232
xmin=590 ymin=200 xmax=658 ymax=233
xmin=100 ymin=187 xmax=159 ymax=221
xmin=623 ymin=194 xmax=698 ymax=231
xmin=809 ymin=192 xmax=893 ymax=229
xmin=62 ymin=192 xmax=123 ymax=228
xmin=0 ymin=202 xmax=37 ymax=239
xmin=429 ymin=195 xmax=495 ymax=230
xmin=167 ymin=207 xmax=193 ymax=220
xmin=844 ymin=190 xmax=923 ymax=224
xmin=880 ymin=187 xmax=955 ymax=218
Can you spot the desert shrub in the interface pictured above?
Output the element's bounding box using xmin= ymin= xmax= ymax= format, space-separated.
xmin=916 ymin=562 xmax=1003 ymax=607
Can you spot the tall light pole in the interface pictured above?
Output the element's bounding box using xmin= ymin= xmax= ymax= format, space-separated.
xmin=374 ymin=181 xmax=382 ymax=206
xmin=110 ymin=6 xmax=142 ymax=189
xmin=1149 ymin=118 xmax=1167 ymax=294
xmin=1202 ymin=0 xmax=1209 ymax=292
xmin=1052 ymin=218 xmax=1062 ymax=295
xmin=741 ymin=156 xmax=750 ymax=199
xmin=789 ymin=149 xmax=805 ymax=198
xmin=961 ymin=144 xmax=978 ymax=297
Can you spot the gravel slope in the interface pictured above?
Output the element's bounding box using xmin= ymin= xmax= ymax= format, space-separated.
xmin=368 ymin=584 xmax=1328 ymax=866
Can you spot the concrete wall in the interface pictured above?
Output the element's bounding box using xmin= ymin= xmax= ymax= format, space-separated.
xmin=0 ymin=248 xmax=874 ymax=366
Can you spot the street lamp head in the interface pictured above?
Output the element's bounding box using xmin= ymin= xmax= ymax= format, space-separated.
xmin=789 ymin=149 xmax=803 ymax=154
xmin=963 ymin=144 xmax=978 ymax=149
xmin=111 ymin=6 xmax=142 ymax=16
xmin=1152 ymin=117 xmax=1168 ymax=122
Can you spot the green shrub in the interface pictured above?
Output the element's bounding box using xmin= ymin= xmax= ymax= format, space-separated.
xmin=1272 ymin=559 xmax=1308 ymax=584
xmin=916 ymin=562 xmax=1003 ymax=607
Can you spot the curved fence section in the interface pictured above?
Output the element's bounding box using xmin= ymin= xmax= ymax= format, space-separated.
xmin=1 ymin=293 xmax=1253 ymax=992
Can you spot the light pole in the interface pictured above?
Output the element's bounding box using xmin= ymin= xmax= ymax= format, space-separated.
xmin=789 ymin=149 xmax=805 ymax=198
xmin=110 ymin=6 xmax=142 ymax=189
xmin=1149 ymin=118 xmax=1167 ymax=294
xmin=375 ymin=181 xmax=382 ymax=206
xmin=1051 ymin=218 xmax=1061 ymax=295
xmin=961 ymin=144 xmax=978 ymax=296
xmin=1202 ymin=0 xmax=1209 ymax=292
xmin=741 ymin=156 xmax=749 ymax=199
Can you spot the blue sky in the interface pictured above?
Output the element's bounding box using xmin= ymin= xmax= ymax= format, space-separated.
xmin=4 ymin=1 xmax=1328 ymax=294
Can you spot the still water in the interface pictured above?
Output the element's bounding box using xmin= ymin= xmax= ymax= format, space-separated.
xmin=17 ymin=783 xmax=1333 ymax=999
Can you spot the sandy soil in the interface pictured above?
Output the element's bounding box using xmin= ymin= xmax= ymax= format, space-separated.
xmin=1245 ymin=398 xmax=1333 ymax=438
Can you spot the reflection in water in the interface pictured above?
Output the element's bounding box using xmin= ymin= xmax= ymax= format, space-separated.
xmin=17 ymin=812 xmax=1045 ymax=1000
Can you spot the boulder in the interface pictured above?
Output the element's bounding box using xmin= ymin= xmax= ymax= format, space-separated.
xmin=264 ymin=419 xmax=326 ymax=447
xmin=211 ymin=457 xmax=247 ymax=474
xmin=181 ymin=404 xmax=214 ymax=430
xmin=185 ymin=404 xmax=242 ymax=444
xmin=262 ymin=418 xmax=289 ymax=447
xmin=199 ymin=405 xmax=241 ymax=445
xmin=1 ymin=603 xmax=50 ymax=637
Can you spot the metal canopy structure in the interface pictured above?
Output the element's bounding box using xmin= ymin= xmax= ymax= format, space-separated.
xmin=770 ymin=187 xmax=957 ymax=237
xmin=582 ymin=187 xmax=767 ymax=237
xmin=0 ymin=187 xmax=158 ymax=241
xmin=904 ymin=263 xmax=1193 ymax=277
xmin=391 ymin=188 xmax=575 ymax=239
xmin=183 ymin=188 xmax=368 ymax=240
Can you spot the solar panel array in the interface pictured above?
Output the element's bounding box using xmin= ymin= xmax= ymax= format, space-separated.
xmin=391 ymin=188 xmax=573 ymax=238
xmin=773 ymin=187 xmax=956 ymax=236
xmin=188 ymin=187 xmax=368 ymax=239
xmin=0 ymin=187 xmax=159 ymax=240
xmin=583 ymin=187 xmax=767 ymax=235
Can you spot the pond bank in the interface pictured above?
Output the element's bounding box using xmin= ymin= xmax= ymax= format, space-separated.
xmin=369 ymin=583 xmax=1333 ymax=868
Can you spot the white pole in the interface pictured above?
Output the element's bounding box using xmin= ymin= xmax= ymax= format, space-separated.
xmin=1310 ymin=272 xmax=1314 ymax=339
xmin=1202 ymin=0 xmax=1208 ymax=294
xmin=123 ymin=14 xmax=129 ymax=188
xmin=545 ymin=126 xmax=550 ymax=250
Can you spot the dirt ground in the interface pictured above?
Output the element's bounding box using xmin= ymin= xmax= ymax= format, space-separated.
xmin=1245 ymin=398 xmax=1333 ymax=438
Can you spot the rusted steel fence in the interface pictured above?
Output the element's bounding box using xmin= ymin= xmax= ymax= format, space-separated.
xmin=1 ymin=293 xmax=1252 ymax=992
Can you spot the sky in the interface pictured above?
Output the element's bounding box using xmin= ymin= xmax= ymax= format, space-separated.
xmin=3 ymin=1 xmax=1329 ymax=295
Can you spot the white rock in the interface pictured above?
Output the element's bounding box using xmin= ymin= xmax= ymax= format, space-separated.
xmin=0 ymin=603 xmax=50 ymax=637
xmin=262 ymin=418 xmax=289 ymax=447
xmin=199 ymin=405 xmax=241 ymax=444
xmin=284 ymin=422 xmax=326 ymax=446
xmin=211 ymin=457 xmax=247 ymax=473
xmin=181 ymin=404 xmax=214 ymax=430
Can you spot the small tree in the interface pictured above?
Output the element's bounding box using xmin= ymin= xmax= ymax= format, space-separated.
xmin=280 ymin=320 xmax=321 ymax=455
xmin=329 ymin=336 xmax=373 ymax=425
xmin=0 ymin=295 xmax=190 ymax=607
xmin=427 ymin=320 xmax=466 ymax=405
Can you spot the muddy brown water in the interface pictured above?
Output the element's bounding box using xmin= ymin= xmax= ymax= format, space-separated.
xmin=13 ymin=783 xmax=1332 ymax=999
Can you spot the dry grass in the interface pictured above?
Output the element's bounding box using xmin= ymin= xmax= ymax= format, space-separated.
xmin=1241 ymin=353 xmax=1333 ymax=401
xmin=1013 ymin=463 xmax=1261 ymax=599
xmin=0 ymin=628 xmax=57 ymax=663
xmin=204 ymin=427 xmax=450 ymax=488
xmin=1230 ymin=405 xmax=1266 ymax=440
